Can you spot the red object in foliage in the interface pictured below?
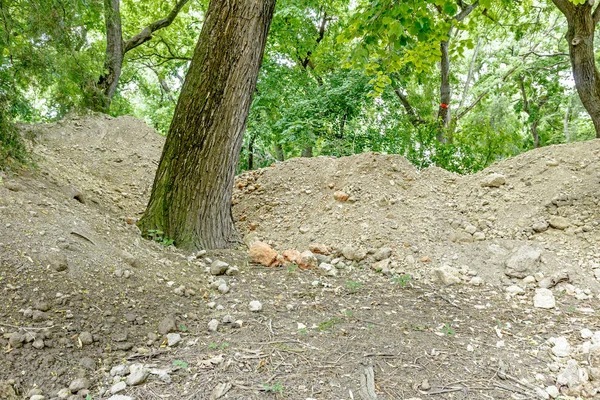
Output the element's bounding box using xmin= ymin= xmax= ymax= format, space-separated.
xmin=440 ymin=103 xmax=449 ymax=109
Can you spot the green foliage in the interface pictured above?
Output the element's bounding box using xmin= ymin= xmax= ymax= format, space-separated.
xmin=440 ymin=323 xmax=455 ymax=336
xmin=318 ymin=317 xmax=341 ymax=331
xmin=345 ymin=280 xmax=362 ymax=292
xmin=391 ymin=274 xmax=412 ymax=287
xmin=145 ymin=229 xmax=175 ymax=246
xmin=263 ymin=382 xmax=284 ymax=394
xmin=172 ymin=359 xmax=188 ymax=368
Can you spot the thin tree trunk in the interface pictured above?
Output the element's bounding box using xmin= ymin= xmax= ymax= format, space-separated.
xmin=94 ymin=0 xmax=190 ymax=112
xmin=458 ymin=36 xmax=481 ymax=110
xmin=563 ymin=101 xmax=570 ymax=141
xmin=248 ymin=134 xmax=256 ymax=170
xmin=301 ymin=146 xmax=313 ymax=158
xmin=275 ymin=143 xmax=284 ymax=161
xmin=552 ymin=0 xmax=600 ymax=138
xmin=437 ymin=38 xmax=451 ymax=141
xmin=138 ymin=0 xmax=276 ymax=250
xmin=96 ymin=0 xmax=123 ymax=111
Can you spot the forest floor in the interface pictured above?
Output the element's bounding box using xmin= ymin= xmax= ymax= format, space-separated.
xmin=0 ymin=114 xmax=599 ymax=400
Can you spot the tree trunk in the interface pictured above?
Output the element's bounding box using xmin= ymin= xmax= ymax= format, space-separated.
xmin=248 ymin=134 xmax=255 ymax=170
xmin=531 ymin=120 xmax=540 ymax=149
xmin=138 ymin=0 xmax=276 ymax=250
xmin=93 ymin=0 xmax=191 ymax=112
xmin=275 ymin=143 xmax=284 ymax=161
xmin=301 ymin=146 xmax=313 ymax=158
xmin=552 ymin=0 xmax=600 ymax=138
xmin=437 ymin=38 xmax=451 ymax=142
xmin=95 ymin=0 xmax=123 ymax=112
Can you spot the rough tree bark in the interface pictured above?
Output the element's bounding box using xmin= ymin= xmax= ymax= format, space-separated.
xmin=138 ymin=0 xmax=276 ymax=250
xmin=94 ymin=0 xmax=190 ymax=112
xmin=551 ymin=0 xmax=600 ymax=138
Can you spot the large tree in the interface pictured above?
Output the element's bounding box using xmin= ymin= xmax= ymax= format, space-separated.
xmin=138 ymin=0 xmax=277 ymax=250
xmin=551 ymin=0 xmax=600 ymax=138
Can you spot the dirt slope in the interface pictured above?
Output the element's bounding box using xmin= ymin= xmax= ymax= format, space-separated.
xmin=0 ymin=115 xmax=598 ymax=400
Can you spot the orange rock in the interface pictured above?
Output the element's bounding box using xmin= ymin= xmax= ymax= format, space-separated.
xmin=420 ymin=256 xmax=430 ymax=263
xmin=249 ymin=242 xmax=279 ymax=267
xmin=328 ymin=183 xmax=335 ymax=189
xmin=282 ymin=249 xmax=301 ymax=264
xmin=308 ymin=243 xmax=330 ymax=255
xmin=297 ymin=251 xmax=318 ymax=270
xmin=333 ymin=191 xmax=349 ymax=202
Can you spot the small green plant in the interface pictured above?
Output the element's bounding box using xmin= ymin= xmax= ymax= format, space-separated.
xmin=287 ymin=264 xmax=298 ymax=273
xmin=367 ymin=323 xmax=374 ymax=330
xmin=208 ymin=342 xmax=229 ymax=350
xmin=441 ymin=324 xmax=455 ymax=336
xmin=391 ymin=274 xmax=412 ymax=287
xmin=298 ymin=328 xmax=307 ymax=335
xmin=173 ymin=359 xmax=188 ymax=369
xmin=146 ymin=229 xmax=175 ymax=246
xmin=318 ymin=317 xmax=341 ymax=331
xmin=345 ymin=309 xmax=353 ymax=318
xmin=263 ymin=382 xmax=284 ymax=394
xmin=179 ymin=323 xmax=188 ymax=332
xmin=345 ymin=280 xmax=362 ymax=291
xmin=86 ymin=395 xmax=92 ymax=400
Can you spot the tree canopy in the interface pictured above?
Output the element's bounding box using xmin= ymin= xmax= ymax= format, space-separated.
xmin=1 ymin=0 xmax=598 ymax=172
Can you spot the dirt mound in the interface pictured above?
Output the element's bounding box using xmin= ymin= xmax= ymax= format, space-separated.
xmin=233 ymin=142 xmax=600 ymax=288
xmin=1 ymin=115 xmax=599 ymax=399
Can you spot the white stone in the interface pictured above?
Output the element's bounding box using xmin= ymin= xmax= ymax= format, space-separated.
xmin=581 ymin=328 xmax=593 ymax=339
xmin=111 ymin=381 xmax=127 ymax=394
xmin=550 ymin=336 xmax=571 ymax=357
xmin=433 ymin=265 xmax=461 ymax=285
xmin=523 ymin=276 xmax=536 ymax=284
xmin=166 ymin=333 xmax=182 ymax=347
xmin=469 ymin=277 xmax=483 ymax=286
xmin=533 ymin=288 xmax=555 ymax=309
xmin=535 ymin=387 xmax=550 ymax=399
xmin=249 ymin=300 xmax=263 ymax=312
xmin=545 ymin=386 xmax=559 ymax=399
xmin=208 ymin=319 xmax=219 ymax=332
xmin=557 ymin=359 xmax=580 ymax=387
xmin=506 ymin=285 xmax=524 ymax=295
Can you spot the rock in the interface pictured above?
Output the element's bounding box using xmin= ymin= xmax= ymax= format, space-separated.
xmin=249 ymin=242 xmax=279 ymax=267
xmin=79 ymin=331 xmax=93 ymax=345
xmin=535 ymin=387 xmax=550 ymax=400
xmin=545 ymin=386 xmax=559 ymax=398
xmin=297 ymin=251 xmax=318 ymax=270
xmin=581 ymin=328 xmax=593 ymax=339
xmin=3 ymin=180 xmax=24 ymax=192
xmin=27 ymin=388 xmax=43 ymax=397
xmin=532 ymin=221 xmax=549 ymax=233
xmin=481 ymin=173 xmax=506 ymax=188
xmin=80 ymin=357 xmax=96 ymax=370
xmin=371 ymin=259 xmax=391 ymax=275
xmin=373 ymin=247 xmax=392 ymax=261
xmin=473 ymin=232 xmax=486 ymax=241
xmin=217 ymin=283 xmax=230 ymax=294
xmin=557 ymin=360 xmax=580 ymax=387
xmin=594 ymin=269 xmax=600 ymax=281
xmin=342 ymin=246 xmax=366 ymax=261
xmin=32 ymin=310 xmax=47 ymax=322
xmin=318 ymin=263 xmax=338 ymax=277
xmin=249 ymin=300 xmax=263 ymax=312
xmin=34 ymin=301 xmax=51 ymax=312
xmin=505 ymin=285 xmax=524 ymax=295
xmin=210 ymin=260 xmax=229 ymax=276
xmin=522 ymin=275 xmax=536 ymax=284
xmin=30 ymin=395 xmax=45 ymax=400
xmin=149 ymin=368 xmax=171 ymax=383
xmin=166 ymin=333 xmax=182 ymax=347
xmin=158 ymin=315 xmax=176 ymax=335
xmin=309 ymin=243 xmax=330 ymax=255
xmin=56 ymin=388 xmax=70 ymax=398
xmin=282 ymin=249 xmax=301 ymax=264
xmin=47 ymin=253 xmax=68 ymax=272
xmin=110 ymin=365 xmax=128 ymax=377
xmin=550 ymin=337 xmax=571 ymax=357
xmin=32 ymin=338 xmax=44 ymax=349
xmin=333 ymin=191 xmax=349 ymax=201
xmin=225 ymin=266 xmax=239 ymax=276
xmin=7 ymin=332 xmax=24 ymax=347
xmin=534 ymin=288 xmax=555 ymax=309
xmin=69 ymin=378 xmax=89 ymax=392
xmin=107 ymin=396 xmax=134 ymax=400
xmin=504 ymin=245 xmax=541 ymax=279
xmin=208 ymin=319 xmax=219 ymax=332
xmin=110 ymin=381 xmax=127 ymax=394
xmin=549 ymin=216 xmax=570 ymax=230
xmin=433 ymin=265 xmax=461 ymax=285
xmin=126 ymin=366 xmax=149 ymax=386
xmin=469 ymin=277 xmax=483 ymax=286
xmin=464 ymin=224 xmax=477 ymax=235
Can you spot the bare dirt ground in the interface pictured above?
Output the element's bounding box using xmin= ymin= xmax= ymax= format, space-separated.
xmin=0 ymin=114 xmax=599 ymax=400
